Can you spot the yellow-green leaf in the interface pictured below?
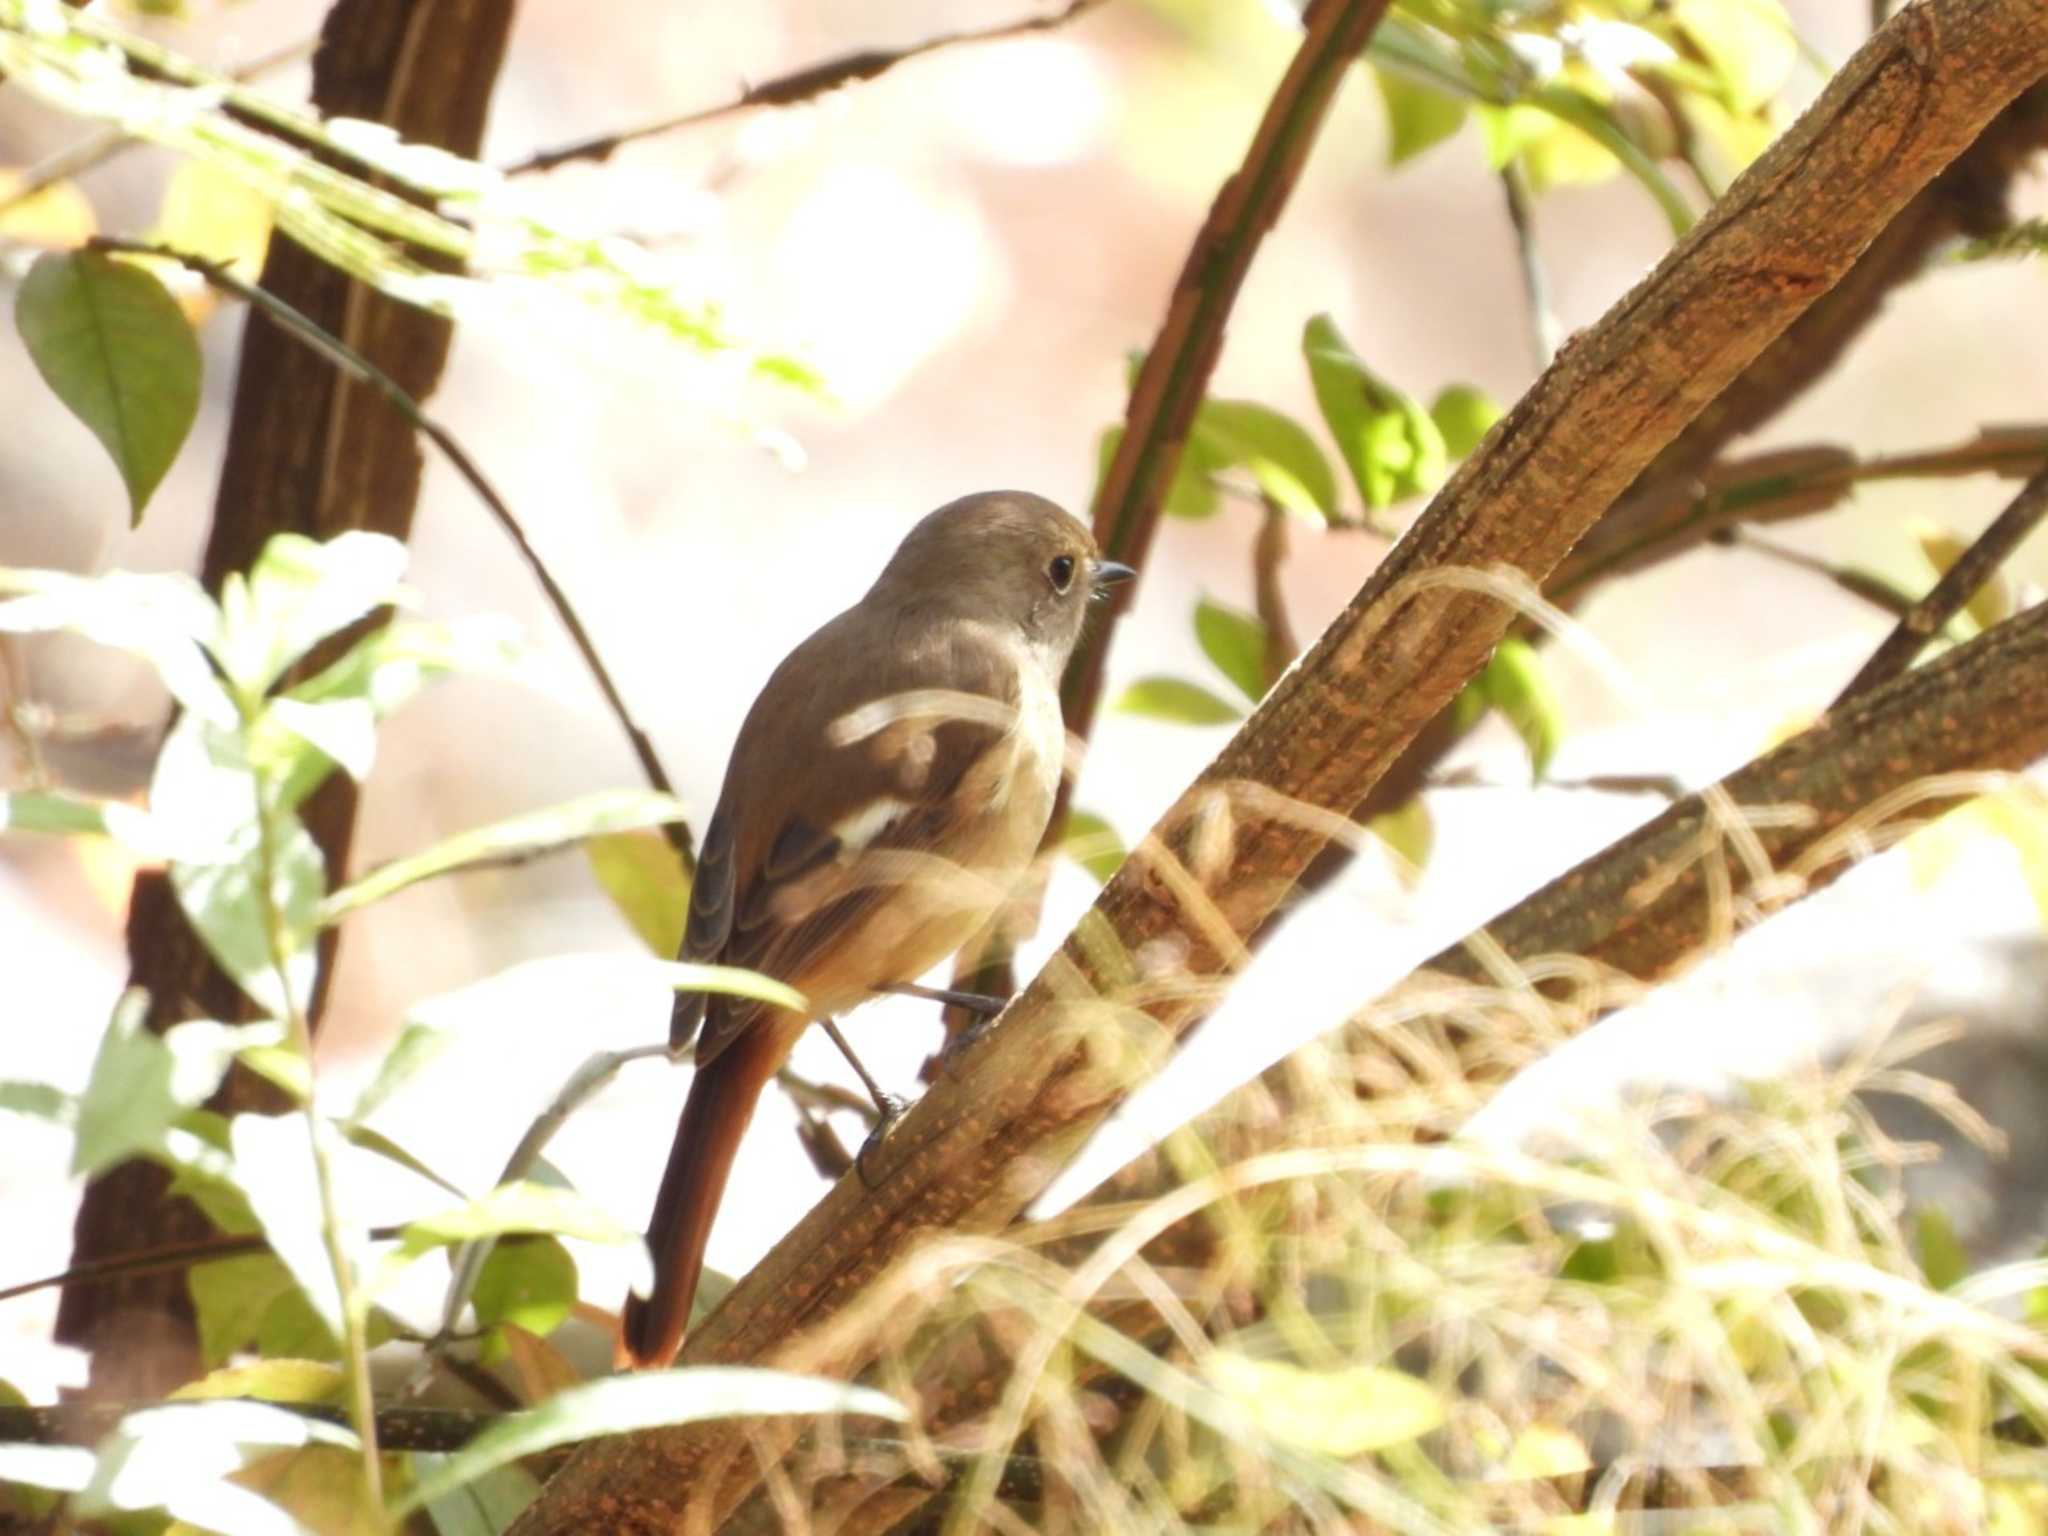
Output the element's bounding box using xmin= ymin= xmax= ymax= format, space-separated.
xmin=1194 ymin=398 xmax=1340 ymax=521
xmin=1374 ymin=66 xmax=1468 ymax=165
xmin=1369 ymin=797 xmax=1434 ymax=882
xmin=1303 ymin=314 xmax=1446 ymax=511
xmin=170 ymin=1359 xmax=345 ymax=1405
xmin=1062 ymin=809 xmax=1126 ymax=885
xmin=587 ymin=828 xmax=691 ymax=956
xmin=1429 ymin=384 xmax=1503 ymax=461
xmin=14 ymin=249 xmax=201 ymax=523
xmin=472 ymin=1236 xmax=578 ymax=1345
xmin=1193 ymin=596 xmax=1269 ymax=705
xmin=1483 ymin=637 xmax=1566 ymax=781
xmin=1672 ymin=0 xmax=1797 ymax=113
xmin=1203 ymin=1352 xmax=1444 ymax=1456
xmin=1914 ymin=520 xmax=2014 ymax=634
xmin=1115 ymin=676 xmax=1245 ymax=726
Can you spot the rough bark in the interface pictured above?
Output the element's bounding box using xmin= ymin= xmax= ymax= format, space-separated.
xmin=509 ymin=4 xmax=2048 ymax=1530
xmin=56 ymin=0 xmax=517 ymax=1398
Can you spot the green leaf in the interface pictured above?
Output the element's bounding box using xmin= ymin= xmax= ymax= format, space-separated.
xmin=1374 ymin=65 xmax=1468 ymax=165
xmin=1429 ymin=384 xmax=1503 ymax=461
xmin=348 ymin=1020 xmax=454 ymax=1125
xmin=78 ymin=1400 xmax=357 ymax=1536
xmin=213 ymin=531 xmax=409 ymax=698
xmin=472 ymin=1236 xmax=578 ymax=1342
xmin=391 ymin=1370 xmax=904 ymax=1517
xmin=0 ymin=1079 xmax=76 ymax=1127
xmin=1303 ymin=314 xmax=1447 ymax=511
xmin=189 ymin=1252 xmax=335 ymax=1368
xmin=1527 ymin=86 xmax=1696 ymax=236
xmin=148 ymin=709 xmax=260 ymax=857
xmin=0 ymin=789 xmax=185 ymax=858
xmin=235 ymin=1044 xmax=311 ymax=1104
xmin=289 ymin=613 xmax=522 ymax=716
xmin=648 ymin=961 xmax=810 ymax=1014
xmin=1672 ymin=0 xmax=1797 ymax=113
xmin=413 ymin=1459 xmax=540 ymax=1536
xmin=1203 ymin=1352 xmax=1444 ymax=1456
xmin=396 ymin=1180 xmax=637 ymax=1257
xmin=1368 ymin=797 xmax=1434 ymax=879
xmin=14 ymin=249 xmax=201 ymax=523
xmin=1480 ymin=637 xmax=1565 ymax=781
xmin=73 ymin=992 xmax=284 ymax=1179
xmin=1114 ymin=676 xmax=1245 ymax=726
xmin=1193 ymin=597 xmax=1269 ymax=705
xmin=1062 ymin=809 xmax=1127 ymax=885
xmin=321 ymin=789 xmax=688 ymax=925
xmin=172 ymin=1359 xmax=345 ymax=1405
xmin=1097 ymin=424 xmax=1219 ymax=522
xmin=1194 ymin=399 xmax=1340 ymax=521
xmin=1915 ymin=1207 xmax=1969 ymax=1292
xmin=586 ymin=828 xmax=691 ymax=955
xmin=338 ymin=1121 xmax=467 ymax=1201
xmin=264 ymin=696 xmax=377 ymax=785
xmin=169 ymin=801 xmax=324 ymax=1019
xmin=0 ymin=563 xmax=229 ymax=726
xmin=227 ymin=1112 xmax=346 ymax=1339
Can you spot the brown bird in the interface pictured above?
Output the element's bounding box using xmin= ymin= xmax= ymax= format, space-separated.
xmin=620 ymin=490 xmax=1133 ymax=1367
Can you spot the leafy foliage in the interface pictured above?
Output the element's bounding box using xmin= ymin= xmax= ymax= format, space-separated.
xmin=13 ymin=249 xmax=200 ymax=521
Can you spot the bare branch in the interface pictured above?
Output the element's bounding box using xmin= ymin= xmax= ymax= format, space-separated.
xmin=1834 ymin=462 xmax=2048 ymax=702
xmin=502 ymin=1 xmax=1108 ymax=177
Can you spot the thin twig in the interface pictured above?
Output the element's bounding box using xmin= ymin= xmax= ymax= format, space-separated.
xmin=1251 ymin=497 xmax=1299 ymax=688
xmin=0 ymin=1224 xmax=414 ymax=1306
xmin=503 ymin=0 xmax=1108 ymax=176
xmin=1724 ymin=526 xmax=1918 ymax=617
xmin=0 ymin=1400 xmax=497 ymax=1453
xmin=84 ymin=237 xmax=695 ymax=870
xmin=1499 ymin=162 xmax=1558 ymax=370
xmin=1833 ymin=462 xmax=2048 ymax=704
xmin=1551 ymin=426 xmax=2048 ymax=598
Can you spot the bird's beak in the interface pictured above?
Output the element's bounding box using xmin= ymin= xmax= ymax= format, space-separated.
xmin=1091 ymin=559 xmax=1137 ymax=589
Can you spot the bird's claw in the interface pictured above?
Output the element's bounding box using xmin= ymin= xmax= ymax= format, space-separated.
xmin=854 ymin=1091 xmax=913 ymax=1188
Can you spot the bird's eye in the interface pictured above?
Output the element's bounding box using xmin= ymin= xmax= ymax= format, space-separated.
xmin=1048 ymin=554 xmax=1076 ymax=592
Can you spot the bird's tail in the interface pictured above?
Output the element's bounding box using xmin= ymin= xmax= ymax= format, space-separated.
xmin=619 ymin=1026 xmax=786 ymax=1368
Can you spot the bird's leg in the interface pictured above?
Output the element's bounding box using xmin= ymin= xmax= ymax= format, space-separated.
xmin=817 ymin=1016 xmax=910 ymax=1188
xmin=874 ymin=980 xmax=1008 ymax=1015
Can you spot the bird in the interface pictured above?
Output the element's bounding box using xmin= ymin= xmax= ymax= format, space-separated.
xmin=620 ymin=490 xmax=1135 ymax=1367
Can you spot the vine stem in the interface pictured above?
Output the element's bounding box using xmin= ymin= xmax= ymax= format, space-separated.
xmin=242 ymin=703 xmax=383 ymax=1513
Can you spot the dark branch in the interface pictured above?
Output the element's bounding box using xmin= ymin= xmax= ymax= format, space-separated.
xmin=1833 ymin=462 xmax=2048 ymax=703
xmin=503 ymin=1 xmax=1108 ymax=176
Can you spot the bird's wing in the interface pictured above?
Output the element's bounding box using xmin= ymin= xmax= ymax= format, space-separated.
xmin=688 ymin=629 xmax=1030 ymax=1067
xmin=667 ymin=803 xmax=737 ymax=1050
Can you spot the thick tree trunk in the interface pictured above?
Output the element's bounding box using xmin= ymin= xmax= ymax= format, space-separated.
xmin=57 ymin=0 xmax=517 ymax=1399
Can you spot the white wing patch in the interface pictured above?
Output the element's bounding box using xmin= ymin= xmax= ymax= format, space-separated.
xmin=830 ymin=796 xmax=914 ymax=854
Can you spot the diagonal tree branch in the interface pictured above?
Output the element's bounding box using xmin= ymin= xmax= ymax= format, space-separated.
xmin=1833 ymin=462 xmax=2048 ymax=702
xmin=507 ymin=5 xmax=2048 ymax=1531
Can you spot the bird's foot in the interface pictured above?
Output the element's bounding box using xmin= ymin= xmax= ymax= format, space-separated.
xmin=855 ymin=1090 xmax=913 ymax=1189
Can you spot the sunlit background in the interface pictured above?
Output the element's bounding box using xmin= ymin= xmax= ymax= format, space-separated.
xmin=3 ymin=0 xmax=2046 ymax=1400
